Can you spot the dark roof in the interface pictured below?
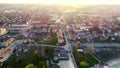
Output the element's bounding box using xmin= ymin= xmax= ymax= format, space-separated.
xmin=60 ymin=54 xmax=68 ymax=57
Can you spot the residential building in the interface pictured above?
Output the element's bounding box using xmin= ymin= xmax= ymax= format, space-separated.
xmin=16 ymin=37 xmax=31 ymax=44
xmin=2 ymin=37 xmax=14 ymax=46
xmin=68 ymin=34 xmax=76 ymax=40
xmin=0 ymin=28 xmax=7 ymax=36
xmin=54 ymin=48 xmax=69 ymax=61
xmin=57 ymin=33 xmax=64 ymax=43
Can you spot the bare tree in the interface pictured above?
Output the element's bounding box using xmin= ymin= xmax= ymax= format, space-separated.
xmin=84 ymin=45 xmax=95 ymax=66
xmin=86 ymin=45 xmax=95 ymax=53
xmin=74 ymin=41 xmax=81 ymax=48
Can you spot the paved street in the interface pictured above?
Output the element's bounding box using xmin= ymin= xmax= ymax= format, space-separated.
xmin=59 ymin=17 xmax=77 ymax=68
xmin=58 ymin=53 xmax=75 ymax=68
xmin=21 ymin=44 xmax=63 ymax=48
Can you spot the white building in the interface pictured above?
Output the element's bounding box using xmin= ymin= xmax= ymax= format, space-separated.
xmin=0 ymin=28 xmax=7 ymax=36
xmin=7 ymin=25 xmax=32 ymax=30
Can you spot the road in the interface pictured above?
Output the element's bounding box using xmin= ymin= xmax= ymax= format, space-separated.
xmin=20 ymin=44 xmax=63 ymax=48
xmin=58 ymin=53 xmax=75 ymax=68
xmin=60 ymin=17 xmax=78 ymax=68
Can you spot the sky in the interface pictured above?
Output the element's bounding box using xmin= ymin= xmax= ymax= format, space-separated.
xmin=0 ymin=0 xmax=120 ymax=4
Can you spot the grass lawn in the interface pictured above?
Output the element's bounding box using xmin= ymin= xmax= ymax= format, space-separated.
xmin=1 ymin=47 xmax=46 ymax=68
xmin=73 ymin=50 xmax=99 ymax=68
xmin=41 ymin=32 xmax=58 ymax=45
xmin=93 ymin=50 xmax=120 ymax=63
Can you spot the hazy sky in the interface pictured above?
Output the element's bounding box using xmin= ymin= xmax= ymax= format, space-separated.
xmin=0 ymin=0 xmax=120 ymax=4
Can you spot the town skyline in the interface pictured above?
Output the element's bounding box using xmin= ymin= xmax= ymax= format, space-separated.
xmin=0 ymin=0 xmax=120 ymax=5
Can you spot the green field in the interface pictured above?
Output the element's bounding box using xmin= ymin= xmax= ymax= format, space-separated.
xmin=73 ymin=49 xmax=99 ymax=68
xmin=93 ymin=50 xmax=120 ymax=63
xmin=1 ymin=47 xmax=46 ymax=68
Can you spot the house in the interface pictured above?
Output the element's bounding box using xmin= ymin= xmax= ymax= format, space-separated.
xmin=73 ymin=27 xmax=81 ymax=32
xmin=77 ymin=31 xmax=90 ymax=39
xmin=32 ymin=22 xmax=48 ymax=28
xmin=68 ymin=34 xmax=76 ymax=40
xmin=54 ymin=48 xmax=69 ymax=61
xmin=57 ymin=33 xmax=64 ymax=43
xmin=0 ymin=43 xmax=16 ymax=62
xmin=77 ymin=49 xmax=84 ymax=52
xmin=7 ymin=25 xmax=32 ymax=31
xmin=2 ymin=37 xmax=14 ymax=46
xmin=32 ymin=15 xmax=48 ymax=28
xmin=0 ymin=48 xmax=11 ymax=62
xmin=41 ymin=27 xmax=47 ymax=33
xmin=16 ymin=35 xmax=31 ymax=44
xmin=16 ymin=38 xmax=31 ymax=44
xmin=0 ymin=28 xmax=7 ymax=36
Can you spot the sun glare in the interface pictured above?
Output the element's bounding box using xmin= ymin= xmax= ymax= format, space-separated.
xmin=0 ymin=0 xmax=120 ymax=5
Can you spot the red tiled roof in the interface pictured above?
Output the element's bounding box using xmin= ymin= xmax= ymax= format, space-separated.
xmin=69 ymin=34 xmax=75 ymax=39
xmin=74 ymin=27 xmax=80 ymax=30
xmin=3 ymin=37 xmax=12 ymax=42
xmin=1 ymin=49 xmax=11 ymax=56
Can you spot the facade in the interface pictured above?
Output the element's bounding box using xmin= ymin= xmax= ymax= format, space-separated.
xmin=16 ymin=38 xmax=31 ymax=44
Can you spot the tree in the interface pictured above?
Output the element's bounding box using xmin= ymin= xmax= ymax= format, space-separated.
xmin=74 ymin=41 xmax=81 ymax=48
xmin=38 ymin=61 xmax=46 ymax=68
xmin=84 ymin=45 xmax=94 ymax=67
xmin=25 ymin=64 xmax=35 ymax=68
xmin=73 ymin=47 xmax=77 ymax=55
xmin=34 ymin=50 xmax=42 ymax=61
xmin=118 ymin=23 xmax=120 ymax=28
xmin=86 ymin=45 xmax=94 ymax=54
xmin=51 ymin=64 xmax=60 ymax=68
xmin=80 ymin=61 xmax=85 ymax=67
